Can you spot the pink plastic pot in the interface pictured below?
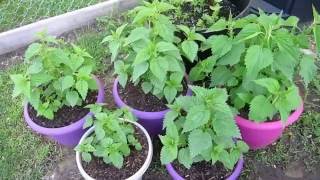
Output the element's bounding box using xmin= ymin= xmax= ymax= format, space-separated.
xmin=236 ymin=101 xmax=304 ymax=150
xmin=166 ymin=157 xmax=244 ymax=180
xmin=113 ymin=78 xmax=192 ymax=136
xmin=23 ymin=76 xmax=105 ymax=147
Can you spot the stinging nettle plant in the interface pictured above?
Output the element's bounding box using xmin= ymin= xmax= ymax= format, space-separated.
xmin=102 ymin=0 xmax=187 ymax=103
xmin=190 ymin=11 xmax=318 ymax=122
xmin=160 ymin=86 xmax=248 ymax=170
xmin=75 ymin=104 xmax=142 ymax=169
xmin=10 ymin=34 xmax=97 ymax=119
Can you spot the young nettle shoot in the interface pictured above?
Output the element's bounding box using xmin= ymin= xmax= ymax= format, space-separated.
xmin=75 ymin=104 xmax=142 ymax=169
xmin=102 ymin=0 xmax=186 ymax=103
xmin=10 ymin=34 xmax=97 ymax=119
xmin=191 ymin=11 xmax=318 ymax=122
xmin=160 ymin=86 xmax=249 ymax=170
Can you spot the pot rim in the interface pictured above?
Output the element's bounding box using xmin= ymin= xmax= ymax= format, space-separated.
xmin=165 ymin=156 xmax=244 ymax=180
xmin=236 ymin=98 xmax=304 ymax=130
xmin=76 ymin=119 xmax=153 ymax=180
xmin=23 ymin=76 xmax=105 ymax=136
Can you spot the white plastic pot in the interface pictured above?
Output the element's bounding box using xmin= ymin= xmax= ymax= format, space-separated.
xmin=76 ymin=119 xmax=153 ymax=180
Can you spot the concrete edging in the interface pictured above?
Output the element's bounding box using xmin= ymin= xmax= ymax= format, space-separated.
xmin=0 ymin=0 xmax=138 ymax=56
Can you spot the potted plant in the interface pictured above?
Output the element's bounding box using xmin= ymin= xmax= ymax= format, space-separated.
xmin=190 ymin=11 xmax=318 ymax=149
xmin=103 ymin=1 xmax=191 ymax=136
xmin=160 ymin=86 xmax=248 ymax=180
xmin=10 ymin=35 xmax=105 ymax=147
xmin=75 ymin=104 xmax=153 ymax=180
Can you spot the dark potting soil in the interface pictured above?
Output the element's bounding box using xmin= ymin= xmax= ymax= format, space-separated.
xmin=82 ymin=126 xmax=149 ymax=180
xmin=28 ymin=91 xmax=98 ymax=128
xmin=172 ymin=161 xmax=231 ymax=180
xmin=118 ymin=80 xmax=188 ymax=112
xmin=239 ymin=106 xmax=282 ymax=122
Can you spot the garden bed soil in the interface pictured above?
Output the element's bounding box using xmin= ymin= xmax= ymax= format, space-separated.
xmin=118 ymin=79 xmax=188 ymax=112
xmin=82 ymin=126 xmax=149 ymax=180
xmin=28 ymin=90 xmax=98 ymax=128
xmin=172 ymin=161 xmax=231 ymax=180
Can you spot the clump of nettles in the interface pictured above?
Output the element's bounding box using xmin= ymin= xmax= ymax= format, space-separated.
xmin=160 ymin=86 xmax=248 ymax=169
xmin=75 ymin=104 xmax=142 ymax=169
xmin=10 ymin=34 xmax=97 ymax=119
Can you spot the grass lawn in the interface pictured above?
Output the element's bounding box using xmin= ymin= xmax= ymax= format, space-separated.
xmin=0 ymin=0 xmax=103 ymax=32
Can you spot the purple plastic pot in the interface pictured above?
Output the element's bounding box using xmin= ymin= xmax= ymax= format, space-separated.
xmin=112 ymin=78 xmax=192 ymax=136
xmin=23 ymin=76 xmax=105 ymax=147
xmin=166 ymin=157 xmax=244 ymax=180
xmin=236 ymin=100 xmax=304 ymax=150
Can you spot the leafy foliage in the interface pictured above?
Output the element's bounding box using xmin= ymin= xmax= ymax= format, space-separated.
xmin=75 ymin=104 xmax=142 ymax=169
xmin=190 ymin=11 xmax=318 ymax=122
xmin=10 ymin=35 xmax=97 ymax=119
xmin=103 ymin=0 xmax=187 ymax=103
xmin=160 ymin=86 xmax=248 ymax=170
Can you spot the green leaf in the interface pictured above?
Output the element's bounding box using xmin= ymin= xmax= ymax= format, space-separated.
xmin=273 ymin=51 xmax=297 ymax=81
xmin=30 ymin=72 xmax=52 ymax=86
xmin=141 ymin=82 xmax=152 ymax=94
xmin=188 ymin=129 xmax=212 ymax=158
xmin=66 ymin=54 xmax=85 ymax=72
xmin=109 ymin=152 xmax=123 ymax=169
xmin=10 ymin=74 xmax=31 ymax=98
xmin=249 ymin=95 xmax=276 ymax=122
xmin=208 ymin=19 xmax=227 ymax=32
xmin=66 ymin=90 xmax=79 ymax=107
xmin=132 ymin=62 xmax=149 ymax=82
xmin=133 ymin=48 xmax=150 ymax=65
xmin=313 ymin=6 xmax=320 ymax=55
xmin=82 ymin=152 xmax=92 ymax=162
xmin=245 ymin=45 xmax=273 ymax=79
xmin=211 ymin=66 xmax=233 ymax=86
xmin=300 ymin=55 xmax=317 ymax=87
xmin=95 ymin=124 xmax=105 ymax=140
xmin=160 ymin=146 xmax=178 ymax=164
xmin=254 ymin=78 xmax=280 ymax=94
xmin=234 ymin=23 xmax=261 ymax=42
xmin=217 ymin=43 xmax=245 ymax=66
xmin=156 ymin=42 xmax=179 ymax=52
xmin=125 ymin=27 xmax=150 ymax=45
xmin=25 ymin=43 xmax=41 ymax=62
xmin=164 ymin=86 xmax=177 ymax=104
xmin=181 ymin=40 xmax=198 ymax=62
xmin=61 ymin=76 xmax=74 ymax=91
xmin=163 ymin=111 xmax=179 ymax=129
xmin=27 ymin=60 xmax=43 ymax=74
xmin=154 ymin=15 xmax=176 ymax=42
xmin=83 ymin=117 xmax=93 ymax=129
xmin=237 ymin=141 xmax=249 ymax=153
xmin=212 ymin=109 xmax=241 ymax=138
xmin=76 ymin=80 xmax=89 ymax=100
xmin=109 ymin=41 xmax=121 ymax=62
xmin=178 ymin=148 xmax=193 ymax=169
xmin=208 ymin=35 xmax=233 ymax=58
xmin=183 ymin=106 xmax=210 ymax=132
xmin=150 ymin=58 xmax=167 ymax=81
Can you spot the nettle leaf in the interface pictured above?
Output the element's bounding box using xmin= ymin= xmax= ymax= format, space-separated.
xmin=141 ymin=82 xmax=153 ymax=94
xmin=25 ymin=43 xmax=41 ymax=62
xmin=217 ymin=42 xmax=245 ymax=66
xmin=178 ymin=148 xmax=193 ymax=169
xmin=208 ymin=19 xmax=227 ymax=32
xmin=125 ymin=27 xmax=150 ymax=45
xmin=133 ymin=48 xmax=150 ymax=65
xmin=235 ymin=23 xmax=262 ymax=43
xmin=164 ymin=86 xmax=177 ymax=104
xmin=109 ymin=41 xmax=121 ymax=62
xmin=160 ymin=145 xmax=178 ymax=164
xmin=10 ymin=74 xmax=31 ymax=98
xmin=249 ymin=95 xmax=276 ymax=122
xmin=213 ymin=109 xmax=241 ymax=138
xmin=132 ymin=62 xmax=149 ymax=82
xmin=157 ymin=42 xmax=179 ymax=52
xmin=211 ymin=66 xmax=233 ymax=86
xmin=299 ymin=55 xmax=317 ymax=87
xmin=254 ymin=78 xmax=280 ymax=94
xmin=82 ymin=152 xmax=92 ymax=162
xmin=110 ymin=152 xmax=124 ymax=169
xmin=154 ymin=15 xmax=176 ymax=42
xmin=245 ymin=45 xmax=273 ymax=78
xmin=150 ymin=58 xmax=168 ymax=81
xmin=27 ymin=60 xmax=43 ymax=74
xmin=163 ymin=110 xmax=179 ymax=129
xmin=182 ymin=40 xmax=198 ymax=63
xmin=83 ymin=117 xmax=93 ymax=129
xmin=66 ymin=90 xmax=79 ymax=107
xmin=30 ymin=72 xmax=53 ymax=86
xmin=313 ymin=6 xmax=320 ymax=55
xmin=188 ymin=129 xmax=212 ymax=158
xmin=61 ymin=76 xmax=74 ymax=91
xmin=208 ymin=35 xmax=233 ymax=58
xmin=76 ymin=80 xmax=89 ymax=100
xmin=183 ymin=106 xmax=210 ymax=132
xmin=273 ymin=51 xmax=297 ymax=81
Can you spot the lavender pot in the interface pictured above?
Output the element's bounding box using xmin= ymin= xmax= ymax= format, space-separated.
xmin=236 ymin=100 xmax=304 ymax=150
xmin=112 ymin=78 xmax=192 ymax=136
xmin=166 ymin=157 xmax=244 ymax=180
xmin=23 ymin=77 xmax=105 ymax=147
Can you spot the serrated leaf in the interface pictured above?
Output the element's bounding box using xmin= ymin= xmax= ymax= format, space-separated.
xmin=237 ymin=141 xmax=249 ymax=153
xmin=82 ymin=152 xmax=92 ymax=162
xmin=217 ymin=43 xmax=245 ymax=66
xmin=245 ymin=45 xmax=273 ymax=79
xmin=160 ymin=146 xmax=178 ymax=164
xmin=164 ymin=86 xmax=177 ymax=104
xmin=182 ymin=40 xmax=198 ymax=62
xmin=178 ymin=148 xmax=193 ymax=169
xmin=254 ymin=78 xmax=280 ymax=94
xmin=125 ymin=27 xmax=150 ymax=45
xmin=212 ymin=109 xmax=241 ymax=138
xmin=25 ymin=43 xmax=41 ymax=62
xmin=27 ymin=60 xmax=43 ymax=74
xmin=10 ymin=74 xmax=31 ymax=98
xmin=66 ymin=90 xmax=79 ymax=107
xmin=83 ymin=117 xmax=93 ymax=129
xmin=211 ymin=66 xmax=233 ymax=86
xmin=141 ymin=82 xmax=152 ymax=94
xmin=273 ymin=51 xmax=297 ymax=81
xmin=249 ymin=95 xmax=276 ymax=122
xmin=235 ymin=23 xmax=261 ymax=42
xmin=76 ymin=80 xmax=88 ymax=100
xmin=110 ymin=152 xmax=123 ymax=169
xmin=208 ymin=35 xmax=233 ymax=58
xmin=163 ymin=111 xmax=179 ymax=129
xmin=208 ymin=19 xmax=227 ymax=32
xmin=299 ymin=55 xmax=317 ymax=87
xmin=183 ymin=106 xmax=210 ymax=132
xmin=188 ymin=129 xmax=212 ymax=158
xmin=154 ymin=15 xmax=176 ymax=42
xmin=157 ymin=42 xmax=179 ymax=52
xmin=61 ymin=76 xmax=74 ymax=91
xmin=132 ymin=62 xmax=149 ymax=82
xmin=150 ymin=58 xmax=167 ymax=81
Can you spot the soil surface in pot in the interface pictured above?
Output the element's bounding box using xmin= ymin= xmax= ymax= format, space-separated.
xmin=118 ymin=79 xmax=188 ymax=112
xmin=82 ymin=126 xmax=148 ymax=180
xmin=172 ymin=161 xmax=232 ymax=180
xmin=170 ymin=0 xmax=241 ymax=27
xmin=239 ymin=106 xmax=291 ymax=122
xmin=28 ymin=91 xmax=98 ymax=128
